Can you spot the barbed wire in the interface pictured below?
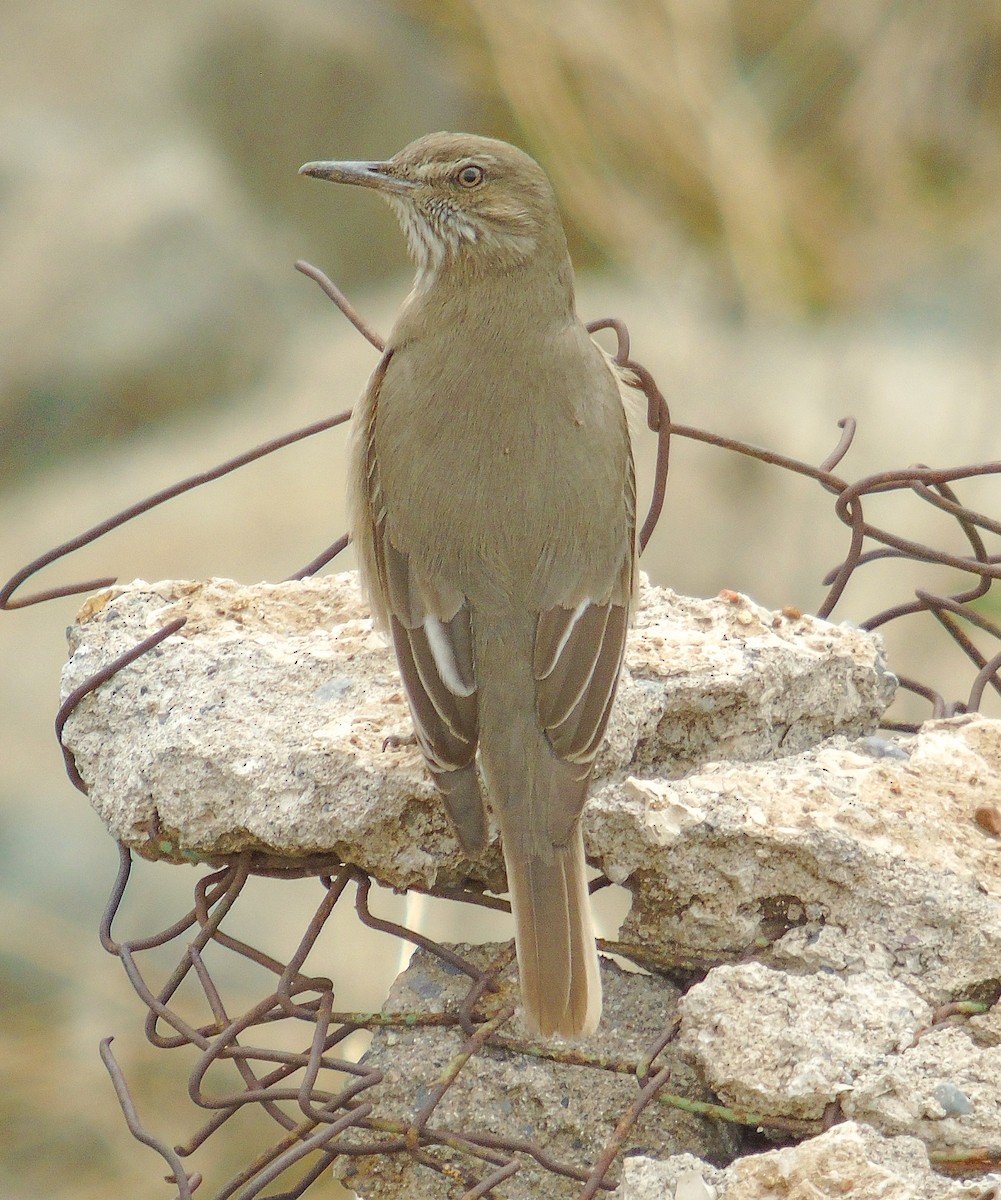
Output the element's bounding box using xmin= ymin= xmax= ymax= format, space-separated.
xmin=3 ymin=264 xmax=1000 ymax=1196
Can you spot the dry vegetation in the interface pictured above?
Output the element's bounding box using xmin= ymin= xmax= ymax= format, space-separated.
xmin=399 ymin=0 xmax=1001 ymax=313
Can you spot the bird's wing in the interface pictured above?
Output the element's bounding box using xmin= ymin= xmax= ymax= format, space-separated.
xmin=533 ymin=565 xmax=631 ymax=768
xmin=533 ymin=455 xmax=636 ymax=839
xmin=357 ymin=354 xmax=485 ymax=855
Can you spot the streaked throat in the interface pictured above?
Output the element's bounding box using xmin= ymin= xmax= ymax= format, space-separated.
xmin=387 ymin=196 xmax=535 ymax=290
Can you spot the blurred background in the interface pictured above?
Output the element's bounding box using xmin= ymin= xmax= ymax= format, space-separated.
xmin=2 ymin=1 xmax=1001 ymax=1195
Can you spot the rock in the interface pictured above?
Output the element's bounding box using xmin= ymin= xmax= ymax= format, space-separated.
xmin=615 ymin=582 xmax=894 ymax=775
xmin=615 ymin=1122 xmax=991 ymax=1199
xmin=672 ymin=957 xmax=1000 ymax=1154
xmin=62 ymin=572 xmax=464 ymax=885
xmin=589 ymin=715 xmax=1001 ymax=1005
xmin=676 ymin=963 xmax=1001 ymax=1154
xmin=57 ymin=569 xmax=1001 ymax=1192
xmin=676 ymin=962 xmax=931 ymax=1121
xmin=331 ymin=944 xmax=741 ymax=1200
xmin=60 ymin=572 xmax=893 ymax=884
xmin=845 ymin=1025 xmax=1001 ymax=1153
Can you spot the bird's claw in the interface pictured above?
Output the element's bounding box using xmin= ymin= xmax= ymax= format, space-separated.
xmin=382 ymin=732 xmax=417 ymax=752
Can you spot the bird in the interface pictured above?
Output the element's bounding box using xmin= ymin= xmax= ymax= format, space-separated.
xmin=300 ymin=132 xmax=636 ymax=1037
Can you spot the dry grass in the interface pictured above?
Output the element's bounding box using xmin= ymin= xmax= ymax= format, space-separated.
xmin=397 ymin=0 xmax=1001 ymax=313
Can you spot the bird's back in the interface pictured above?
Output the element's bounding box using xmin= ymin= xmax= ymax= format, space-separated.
xmin=361 ymin=304 xmax=632 ymax=617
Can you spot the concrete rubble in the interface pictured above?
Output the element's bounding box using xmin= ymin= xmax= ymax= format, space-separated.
xmin=61 ymin=572 xmax=893 ymax=875
xmin=615 ymin=1122 xmax=991 ymax=1200
xmin=333 ymin=944 xmax=742 ymax=1200
xmin=61 ymin=571 xmax=1001 ymax=1197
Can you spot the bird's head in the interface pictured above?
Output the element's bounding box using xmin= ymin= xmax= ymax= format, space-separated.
xmin=300 ymin=132 xmax=567 ymax=279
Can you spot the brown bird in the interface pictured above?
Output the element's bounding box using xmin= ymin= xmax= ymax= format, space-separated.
xmin=301 ymin=132 xmax=635 ymax=1037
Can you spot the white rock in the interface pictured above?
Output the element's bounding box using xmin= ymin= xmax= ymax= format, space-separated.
xmin=589 ymin=716 xmax=1001 ymax=1005
xmin=58 ymin=571 xmax=1001 ymax=1188
xmin=677 ymin=962 xmax=930 ymax=1120
xmin=616 ymin=1123 xmax=990 ymax=1199
xmin=846 ymin=1025 xmax=1001 ymax=1152
xmin=60 ymin=572 xmax=893 ymax=887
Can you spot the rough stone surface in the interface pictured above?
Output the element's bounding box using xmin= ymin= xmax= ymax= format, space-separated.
xmin=676 ymin=961 xmax=1001 ymax=1155
xmin=333 ymin=943 xmax=741 ymax=1200
xmin=614 ymin=581 xmax=894 ymax=775
xmin=589 ymin=716 xmax=1001 ymax=1005
xmin=615 ymin=1122 xmax=994 ymax=1199
xmin=845 ymin=1025 xmax=1001 ymax=1152
xmin=62 ymin=572 xmax=467 ymax=886
xmin=677 ymin=962 xmax=932 ymax=1121
xmin=58 ymin=571 xmax=1001 ymax=1194
xmin=60 ymin=571 xmax=893 ymax=884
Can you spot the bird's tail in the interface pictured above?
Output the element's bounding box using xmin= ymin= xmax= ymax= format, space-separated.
xmin=503 ymin=817 xmax=602 ymax=1037
xmin=475 ymin=622 xmax=603 ymax=1037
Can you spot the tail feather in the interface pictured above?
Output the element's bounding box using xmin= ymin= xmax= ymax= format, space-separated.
xmin=505 ymin=823 xmax=601 ymax=1037
xmin=475 ymin=622 xmax=604 ymax=1037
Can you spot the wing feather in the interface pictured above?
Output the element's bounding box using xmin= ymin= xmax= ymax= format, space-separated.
xmin=356 ymin=354 xmax=486 ymax=854
xmin=535 ymin=603 xmax=612 ymax=729
xmin=548 ymin=603 xmax=628 ymax=764
xmin=534 ymin=431 xmax=636 ymax=771
xmin=536 ymin=595 xmax=629 ymax=765
xmin=534 ymin=599 xmax=590 ymax=680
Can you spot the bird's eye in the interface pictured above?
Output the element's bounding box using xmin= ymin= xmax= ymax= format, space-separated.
xmin=456 ymin=164 xmax=485 ymax=188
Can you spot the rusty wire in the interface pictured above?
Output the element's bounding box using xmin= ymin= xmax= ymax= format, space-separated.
xmin=4 ymin=264 xmax=999 ymax=722
xmin=3 ymin=263 xmax=1001 ymax=1196
xmin=90 ymin=837 xmax=996 ymax=1197
xmin=97 ymin=843 xmax=684 ymax=1197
